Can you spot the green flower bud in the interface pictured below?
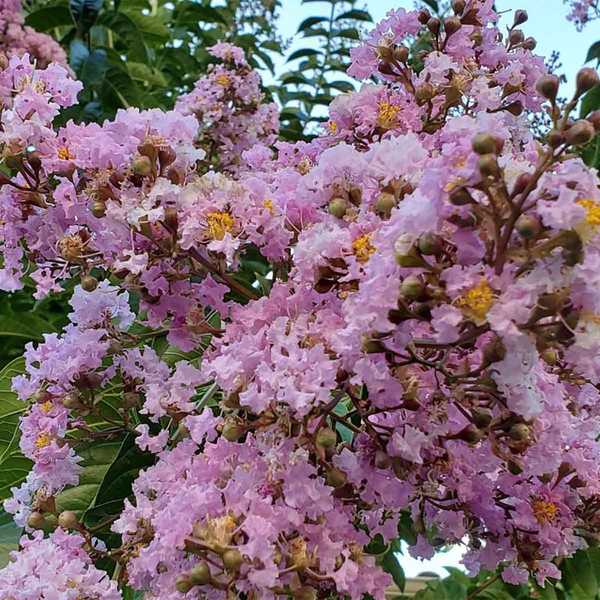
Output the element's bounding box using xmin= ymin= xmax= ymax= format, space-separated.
xmin=472 ymin=133 xmax=497 ymax=155
xmin=400 ymin=275 xmax=425 ymax=300
xmin=374 ymin=191 xmax=397 ymax=216
xmin=175 ymin=575 xmax=193 ymax=593
xmin=515 ymin=214 xmax=541 ymax=239
xmin=91 ymin=201 xmax=106 ymax=218
xmin=326 ymin=467 xmax=347 ymax=488
xmin=58 ymin=510 xmax=79 ymax=530
xmin=189 ymin=562 xmax=211 ymax=585
xmin=132 ymin=155 xmax=153 ymax=176
xmin=328 ymin=197 xmax=349 ymax=219
xmin=315 ymin=427 xmax=337 ymax=449
xmin=27 ymin=511 xmax=46 ymax=530
xmin=222 ymin=549 xmax=243 ymax=572
xmin=80 ymin=275 xmax=98 ymax=292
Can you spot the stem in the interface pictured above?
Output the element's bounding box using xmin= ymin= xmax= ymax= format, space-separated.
xmin=467 ymin=574 xmax=500 ymax=600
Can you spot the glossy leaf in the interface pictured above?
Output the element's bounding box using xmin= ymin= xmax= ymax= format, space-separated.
xmin=70 ymin=0 xmax=103 ymax=33
xmin=25 ymin=5 xmax=73 ymax=31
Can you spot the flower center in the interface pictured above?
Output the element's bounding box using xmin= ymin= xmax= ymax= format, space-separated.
xmin=377 ymin=101 xmax=400 ymax=129
xmin=57 ymin=146 xmax=73 ymax=161
xmin=40 ymin=400 xmax=53 ymax=414
xmin=531 ymin=498 xmax=559 ymax=525
xmin=577 ymin=199 xmax=600 ymax=226
xmin=35 ymin=432 xmax=52 ymax=450
xmin=327 ymin=120 xmax=338 ymax=134
xmin=215 ymin=74 xmax=231 ymax=87
xmin=206 ymin=211 xmax=235 ymax=240
xmin=352 ymin=234 xmax=375 ymax=263
xmin=456 ymin=279 xmax=495 ymax=322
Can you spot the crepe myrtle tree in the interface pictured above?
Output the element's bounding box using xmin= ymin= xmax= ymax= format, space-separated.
xmin=0 ymin=1 xmax=599 ymax=600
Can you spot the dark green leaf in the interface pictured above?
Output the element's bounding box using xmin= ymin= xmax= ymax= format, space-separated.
xmin=381 ymin=551 xmax=406 ymax=591
xmin=0 ymin=510 xmax=20 ymax=568
xmin=56 ymin=439 xmax=125 ymax=519
xmin=297 ymin=16 xmax=328 ymax=32
xmin=421 ymin=0 xmax=440 ymax=12
xmin=25 ymin=5 xmax=73 ymax=31
xmin=563 ymin=550 xmax=598 ymax=600
xmin=0 ymin=358 xmax=32 ymax=500
xmin=335 ymin=9 xmax=372 ymax=22
xmin=69 ymin=37 xmax=90 ymax=71
xmin=287 ymin=48 xmax=321 ymax=62
xmin=586 ymin=41 xmax=600 ymax=64
xmin=581 ymin=85 xmax=600 ymax=117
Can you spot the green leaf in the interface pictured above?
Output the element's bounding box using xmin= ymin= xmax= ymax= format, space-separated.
xmin=128 ymin=62 xmax=168 ymax=87
xmin=335 ymin=9 xmax=372 ymax=22
xmin=421 ymin=0 xmax=440 ymax=12
xmin=70 ymin=0 xmax=103 ymax=33
xmin=0 ymin=357 xmax=32 ymax=500
xmin=563 ymin=550 xmax=598 ymax=600
xmin=586 ymin=41 xmax=600 ymax=64
xmin=297 ymin=16 xmax=328 ymax=32
xmin=327 ymin=80 xmax=355 ymax=93
xmin=381 ymin=551 xmax=406 ymax=591
xmin=121 ymin=9 xmax=169 ymax=42
xmin=70 ymin=37 xmax=90 ymax=71
xmin=581 ymin=85 xmax=600 ymax=117
xmin=25 ymin=5 xmax=74 ymax=31
xmin=79 ymin=49 xmax=109 ymax=88
xmin=175 ymin=2 xmax=227 ymax=25
xmin=0 ymin=313 xmax=52 ymax=342
xmin=287 ymin=48 xmax=321 ymax=62
xmin=0 ymin=510 xmax=20 ymax=568
xmin=56 ymin=439 xmax=125 ymax=519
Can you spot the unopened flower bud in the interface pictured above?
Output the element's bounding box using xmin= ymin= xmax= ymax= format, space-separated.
xmin=316 ymin=427 xmax=337 ymax=449
xmin=427 ymin=17 xmax=441 ymax=34
xmin=361 ymin=335 xmax=386 ymax=354
xmin=565 ymin=120 xmax=595 ymax=146
xmin=478 ymin=154 xmax=499 ymax=177
xmin=0 ymin=52 xmax=8 ymax=70
xmin=471 ymin=408 xmax=493 ymax=429
xmin=504 ymin=100 xmax=524 ymax=116
xmin=415 ymin=82 xmax=435 ymax=105
xmin=541 ymin=348 xmax=560 ymax=365
xmin=132 ymin=155 xmax=153 ymax=176
xmin=444 ymin=16 xmax=461 ymax=36
xmin=394 ymin=235 xmax=422 ymax=267
xmin=588 ymin=110 xmax=600 ymax=132
xmin=393 ymin=45 xmax=409 ymax=63
xmin=91 ymin=200 xmax=106 ymax=218
xmin=453 ymin=424 xmax=484 ymax=445
xmin=451 ymin=0 xmax=465 ymax=14
xmin=472 ymin=133 xmax=497 ymax=155
xmin=482 ymin=337 xmax=506 ymax=364
xmin=417 ymin=232 xmax=443 ymax=256
xmin=58 ymin=510 xmax=79 ymax=530
xmin=507 ymin=457 xmax=523 ymax=474
xmin=164 ymin=206 xmax=178 ymax=231
xmin=27 ymin=511 xmax=46 ymax=530
xmin=27 ymin=151 xmax=41 ymax=172
xmin=158 ymin=146 xmax=177 ymax=168
xmin=190 ymin=562 xmax=211 ymax=585
xmin=138 ymin=141 xmax=156 ymax=158
xmin=62 ymin=392 xmax=80 ymax=409
xmin=576 ymin=67 xmax=600 ymax=96
xmin=80 ymin=275 xmax=98 ymax=292
xmin=508 ymin=423 xmax=530 ymax=442
xmin=449 ymin=187 xmax=473 ymax=206
xmin=328 ymin=197 xmax=349 ymax=219
xmin=374 ymin=450 xmax=391 ymax=470
xmin=512 ymin=172 xmax=533 ymax=196
xmin=377 ymin=43 xmax=394 ymax=62
xmin=515 ymin=213 xmax=541 ymax=241
xmin=326 ymin=467 xmax=347 ymax=488
xmin=175 ymin=575 xmax=193 ymax=593
xmin=222 ymin=421 xmax=244 ymax=442
xmin=222 ymin=549 xmax=243 ymax=572
xmin=547 ymin=128 xmax=565 ymax=148
xmin=513 ymin=9 xmax=528 ymax=25
xmin=522 ymin=37 xmax=536 ymax=50
xmin=509 ymin=29 xmax=524 ymax=45
xmin=418 ymin=9 xmax=431 ymax=24
xmin=400 ymin=275 xmax=425 ymax=300
xmin=123 ymin=391 xmax=141 ymax=408
xmin=374 ymin=191 xmax=396 ymax=216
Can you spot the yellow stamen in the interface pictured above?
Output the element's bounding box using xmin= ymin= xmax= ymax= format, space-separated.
xmin=40 ymin=401 xmax=53 ymax=414
xmin=35 ymin=433 xmax=52 ymax=450
xmin=327 ymin=120 xmax=338 ymax=135
xmin=57 ymin=146 xmax=73 ymax=161
xmin=577 ymin=199 xmax=600 ymax=226
xmin=215 ymin=74 xmax=231 ymax=87
xmin=206 ymin=211 xmax=235 ymax=240
xmin=531 ymin=498 xmax=559 ymax=525
xmin=456 ymin=279 xmax=495 ymax=322
xmin=352 ymin=234 xmax=376 ymax=263
xmin=262 ymin=199 xmax=275 ymax=215
xmin=377 ymin=101 xmax=401 ymax=130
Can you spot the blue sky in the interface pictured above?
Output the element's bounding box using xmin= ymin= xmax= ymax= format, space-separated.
xmin=273 ymin=0 xmax=598 ymax=96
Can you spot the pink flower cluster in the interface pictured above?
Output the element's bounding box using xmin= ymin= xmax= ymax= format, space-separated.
xmin=565 ymin=0 xmax=600 ymax=29
xmin=0 ymin=528 xmax=121 ymax=599
xmin=1 ymin=2 xmax=600 ymax=599
xmin=0 ymin=0 xmax=67 ymax=67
